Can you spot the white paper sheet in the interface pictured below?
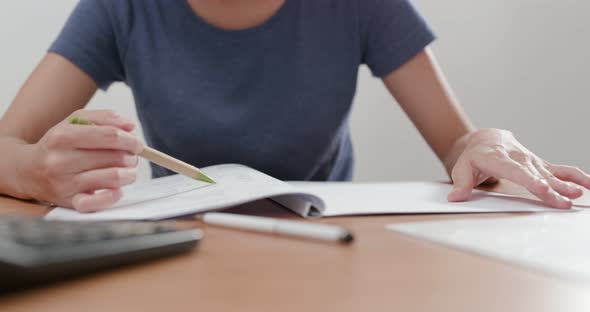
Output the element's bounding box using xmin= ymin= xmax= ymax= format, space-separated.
xmin=289 ymin=182 xmax=564 ymax=216
xmin=387 ymin=211 xmax=590 ymax=281
xmin=45 ymin=164 xmax=324 ymax=221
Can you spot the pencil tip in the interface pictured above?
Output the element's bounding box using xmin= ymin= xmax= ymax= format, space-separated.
xmin=196 ymin=173 xmax=216 ymax=184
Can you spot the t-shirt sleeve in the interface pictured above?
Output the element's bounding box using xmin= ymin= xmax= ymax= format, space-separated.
xmin=49 ymin=0 xmax=126 ymax=90
xmin=359 ymin=0 xmax=436 ymax=77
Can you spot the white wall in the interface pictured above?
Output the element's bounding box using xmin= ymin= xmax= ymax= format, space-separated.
xmin=1 ymin=1 xmax=589 ymax=182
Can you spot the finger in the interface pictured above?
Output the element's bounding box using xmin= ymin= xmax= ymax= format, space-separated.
xmin=479 ymin=157 xmax=572 ymax=209
xmin=74 ymin=167 xmax=137 ymax=193
xmin=72 ymin=188 xmax=123 ymax=213
xmin=50 ymin=124 xmax=143 ymax=154
xmin=533 ymin=159 xmax=583 ymax=199
xmin=67 ymin=109 xmax=136 ymax=132
xmin=65 ymin=150 xmax=139 ymax=173
xmin=448 ymin=158 xmax=476 ymax=202
xmin=548 ymin=164 xmax=590 ymax=190
xmin=522 ymin=160 xmax=580 ymax=202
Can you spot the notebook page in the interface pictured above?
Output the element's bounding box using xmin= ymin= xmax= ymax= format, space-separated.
xmin=111 ymin=174 xmax=211 ymax=208
xmin=45 ymin=164 xmax=324 ymax=221
xmin=288 ymin=181 xmax=571 ymax=216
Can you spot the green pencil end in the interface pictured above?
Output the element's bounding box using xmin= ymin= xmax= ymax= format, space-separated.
xmin=69 ymin=116 xmax=94 ymax=125
xmin=195 ymin=173 xmax=216 ymax=184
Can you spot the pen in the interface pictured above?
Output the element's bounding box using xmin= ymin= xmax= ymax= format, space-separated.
xmin=69 ymin=116 xmax=215 ymax=183
xmin=198 ymin=212 xmax=354 ymax=244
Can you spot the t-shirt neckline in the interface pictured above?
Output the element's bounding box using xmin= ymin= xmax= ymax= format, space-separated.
xmin=179 ymin=0 xmax=293 ymax=37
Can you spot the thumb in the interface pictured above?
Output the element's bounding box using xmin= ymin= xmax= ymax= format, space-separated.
xmin=447 ymin=159 xmax=476 ymax=202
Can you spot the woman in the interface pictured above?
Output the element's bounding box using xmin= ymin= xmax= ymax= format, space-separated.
xmin=0 ymin=0 xmax=588 ymax=212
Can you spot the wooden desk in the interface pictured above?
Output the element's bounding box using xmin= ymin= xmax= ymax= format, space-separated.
xmin=1 ymin=183 xmax=590 ymax=312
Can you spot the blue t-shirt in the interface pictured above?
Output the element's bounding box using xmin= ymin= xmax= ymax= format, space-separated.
xmin=50 ymin=0 xmax=435 ymax=181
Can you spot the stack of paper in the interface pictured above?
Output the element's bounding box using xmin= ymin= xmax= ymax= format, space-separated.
xmin=388 ymin=211 xmax=590 ymax=281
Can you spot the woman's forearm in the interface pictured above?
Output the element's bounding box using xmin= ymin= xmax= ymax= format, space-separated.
xmin=0 ymin=53 xmax=99 ymax=201
xmin=382 ymin=48 xmax=475 ymax=175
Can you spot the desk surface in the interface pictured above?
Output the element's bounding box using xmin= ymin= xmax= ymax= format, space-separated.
xmin=1 ymin=182 xmax=590 ymax=312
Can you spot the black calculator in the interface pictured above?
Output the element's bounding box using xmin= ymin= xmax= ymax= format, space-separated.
xmin=0 ymin=215 xmax=202 ymax=292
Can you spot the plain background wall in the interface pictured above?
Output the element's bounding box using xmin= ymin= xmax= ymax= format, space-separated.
xmin=1 ymin=1 xmax=588 ymax=182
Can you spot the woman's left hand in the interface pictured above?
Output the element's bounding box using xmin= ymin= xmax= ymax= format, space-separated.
xmin=447 ymin=128 xmax=590 ymax=208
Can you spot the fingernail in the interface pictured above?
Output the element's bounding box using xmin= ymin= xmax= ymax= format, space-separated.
xmin=121 ymin=119 xmax=135 ymax=126
xmin=119 ymin=168 xmax=137 ymax=184
xmin=557 ymin=194 xmax=572 ymax=208
xmin=124 ymin=155 xmax=139 ymax=167
xmin=134 ymin=141 xmax=145 ymax=154
xmin=110 ymin=188 xmax=124 ymax=201
xmin=569 ymin=183 xmax=582 ymax=192
xmin=115 ymin=116 xmax=135 ymax=127
xmin=117 ymin=115 xmax=132 ymax=122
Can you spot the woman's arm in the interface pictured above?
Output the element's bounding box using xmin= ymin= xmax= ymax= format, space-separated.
xmin=0 ymin=53 xmax=141 ymax=211
xmin=381 ymin=48 xmax=473 ymax=173
xmin=382 ymin=48 xmax=590 ymax=208
xmin=1 ymin=54 xmax=97 ymax=142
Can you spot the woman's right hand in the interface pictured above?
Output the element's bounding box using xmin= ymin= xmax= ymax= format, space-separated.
xmin=25 ymin=109 xmax=143 ymax=212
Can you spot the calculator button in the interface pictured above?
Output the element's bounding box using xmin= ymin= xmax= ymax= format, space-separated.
xmin=127 ymin=223 xmax=160 ymax=236
xmin=155 ymin=222 xmax=177 ymax=233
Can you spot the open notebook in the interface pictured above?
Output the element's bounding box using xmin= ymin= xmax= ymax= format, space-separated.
xmin=45 ymin=164 xmax=574 ymax=221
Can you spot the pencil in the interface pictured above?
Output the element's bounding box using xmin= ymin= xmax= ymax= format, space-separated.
xmin=69 ymin=116 xmax=215 ymax=184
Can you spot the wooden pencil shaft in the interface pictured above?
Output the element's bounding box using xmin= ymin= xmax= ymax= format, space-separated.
xmin=140 ymin=146 xmax=202 ymax=178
